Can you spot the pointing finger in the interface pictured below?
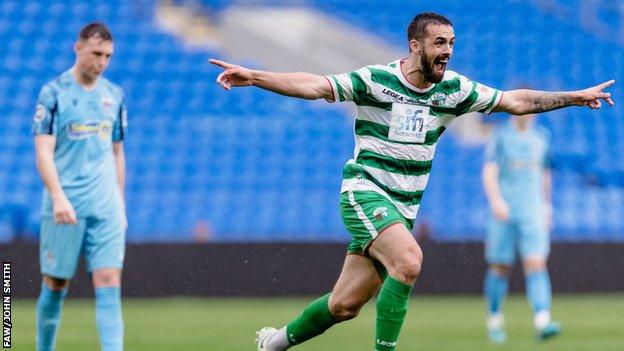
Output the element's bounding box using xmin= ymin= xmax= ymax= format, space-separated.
xmin=209 ymin=59 xmax=235 ymax=70
xmin=598 ymin=79 xmax=616 ymax=90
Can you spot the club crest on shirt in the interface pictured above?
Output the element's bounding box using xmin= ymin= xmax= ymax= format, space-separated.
xmin=102 ymin=96 xmax=118 ymax=120
xmin=101 ymin=96 xmax=114 ymax=112
xmin=430 ymin=92 xmax=446 ymax=106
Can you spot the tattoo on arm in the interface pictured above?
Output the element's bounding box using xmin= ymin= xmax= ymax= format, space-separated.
xmin=525 ymin=91 xmax=575 ymax=113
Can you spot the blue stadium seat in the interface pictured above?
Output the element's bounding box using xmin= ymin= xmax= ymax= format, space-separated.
xmin=0 ymin=0 xmax=622 ymax=242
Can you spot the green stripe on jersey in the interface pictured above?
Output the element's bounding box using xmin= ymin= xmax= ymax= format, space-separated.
xmin=355 ymin=119 xmax=446 ymax=145
xmin=357 ymin=97 xmax=393 ymax=111
xmin=343 ymin=164 xmax=424 ymax=207
xmin=455 ymin=81 xmax=478 ymax=115
xmin=356 ymin=149 xmax=433 ymax=176
xmin=349 ymin=71 xmax=368 ymax=104
xmin=331 ymin=76 xmax=345 ymax=102
xmin=479 ymin=89 xmax=500 ymax=113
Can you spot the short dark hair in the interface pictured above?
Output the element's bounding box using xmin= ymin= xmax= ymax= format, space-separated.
xmin=407 ymin=12 xmax=453 ymax=44
xmin=78 ymin=22 xmax=113 ymax=42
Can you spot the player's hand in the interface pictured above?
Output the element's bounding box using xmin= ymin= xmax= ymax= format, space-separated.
xmin=209 ymin=59 xmax=254 ymax=90
xmin=578 ymin=79 xmax=615 ymax=109
xmin=491 ymin=198 xmax=510 ymax=222
xmin=52 ymin=194 xmax=77 ymax=224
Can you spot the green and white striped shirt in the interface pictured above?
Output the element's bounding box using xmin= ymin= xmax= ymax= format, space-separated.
xmin=326 ymin=59 xmax=502 ymax=219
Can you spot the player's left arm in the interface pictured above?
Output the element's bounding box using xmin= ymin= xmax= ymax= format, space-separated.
xmin=493 ymin=80 xmax=615 ymax=114
xmin=113 ymin=95 xmax=128 ymax=229
xmin=113 ymin=141 xmax=126 ymax=229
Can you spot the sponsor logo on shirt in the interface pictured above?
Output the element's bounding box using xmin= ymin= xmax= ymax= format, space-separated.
xmin=67 ymin=120 xmax=113 ymax=140
xmin=382 ymin=88 xmax=406 ymax=102
xmin=389 ymin=104 xmax=431 ymax=143
xmin=382 ymin=88 xmax=424 ymax=104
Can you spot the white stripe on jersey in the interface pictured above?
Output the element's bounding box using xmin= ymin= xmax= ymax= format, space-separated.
xmin=360 ymin=163 xmax=431 ymax=193
xmin=356 ymin=135 xmax=437 ymax=162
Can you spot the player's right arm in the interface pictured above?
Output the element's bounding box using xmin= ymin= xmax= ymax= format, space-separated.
xmin=34 ymin=136 xmax=77 ymax=224
xmin=483 ymin=163 xmax=509 ymax=222
xmin=209 ymin=59 xmax=334 ymax=101
xmin=482 ymin=133 xmax=509 ymax=222
xmin=32 ymin=85 xmax=77 ymax=224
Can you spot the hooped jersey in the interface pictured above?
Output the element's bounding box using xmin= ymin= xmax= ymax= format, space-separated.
xmin=326 ymin=59 xmax=502 ymax=218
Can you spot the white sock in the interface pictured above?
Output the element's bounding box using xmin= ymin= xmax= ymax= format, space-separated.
xmin=267 ymin=326 xmax=290 ymax=351
xmin=534 ymin=310 xmax=551 ymax=330
xmin=487 ymin=313 xmax=505 ymax=331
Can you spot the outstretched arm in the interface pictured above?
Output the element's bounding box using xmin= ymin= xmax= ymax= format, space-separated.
xmin=209 ymin=59 xmax=334 ymax=101
xmin=493 ymin=80 xmax=615 ymax=115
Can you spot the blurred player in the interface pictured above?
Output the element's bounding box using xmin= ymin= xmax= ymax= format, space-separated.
xmin=210 ymin=12 xmax=614 ymax=351
xmin=483 ymin=114 xmax=558 ymax=343
xmin=32 ymin=23 xmax=127 ymax=351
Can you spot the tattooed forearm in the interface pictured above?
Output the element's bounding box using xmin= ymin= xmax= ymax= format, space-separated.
xmin=497 ymin=82 xmax=612 ymax=115
xmin=525 ymin=91 xmax=575 ymax=113
xmin=496 ymin=89 xmax=583 ymax=115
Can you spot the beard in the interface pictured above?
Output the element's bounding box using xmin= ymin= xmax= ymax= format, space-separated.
xmin=421 ymin=53 xmax=446 ymax=83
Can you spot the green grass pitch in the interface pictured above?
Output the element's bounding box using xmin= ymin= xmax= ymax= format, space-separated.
xmin=10 ymin=294 xmax=624 ymax=350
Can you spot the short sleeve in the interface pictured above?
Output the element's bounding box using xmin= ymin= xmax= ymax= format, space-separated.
xmin=31 ymin=85 xmax=58 ymax=135
xmin=485 ymin=131 xmax=502 ymax=165
xmin=325 ymin=66 xmax=371 ymax=103
xmin=112 ymin=98 xmax=128 ymax=142
xmin=455 ymin=74 xmax=503 ymax=115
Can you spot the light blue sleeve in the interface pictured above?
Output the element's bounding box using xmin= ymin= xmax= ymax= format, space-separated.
xmin=31 ymin=85 xmax=58 ymax=135
xmin=112 ymin=97 xmax=127 ymax=142
xmin=485 ymin=130 xmax=502 ymax=164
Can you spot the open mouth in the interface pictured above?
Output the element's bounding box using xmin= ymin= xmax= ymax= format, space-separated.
xmin=433 ymin=58 xmax=448 ymax=76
